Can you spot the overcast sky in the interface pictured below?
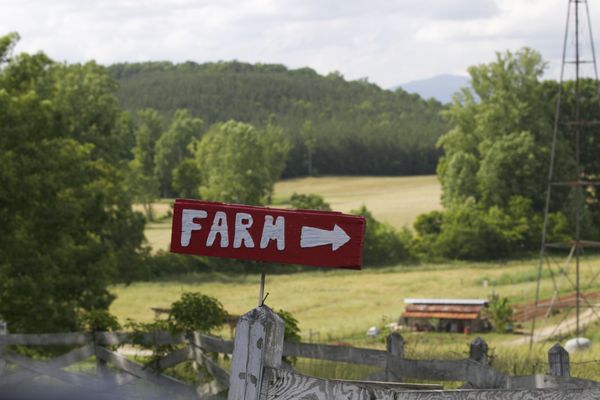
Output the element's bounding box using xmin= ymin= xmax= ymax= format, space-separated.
xmin=2 ymin=0 xmax=598 ymax=88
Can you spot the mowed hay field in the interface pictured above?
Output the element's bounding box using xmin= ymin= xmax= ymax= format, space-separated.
xmin=142 ymin=175 xmax=441 ymax=252
xmin=274 ymin=175 xmax=441 ymax=229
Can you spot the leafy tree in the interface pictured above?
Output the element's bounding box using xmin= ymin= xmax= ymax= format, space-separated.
xmin=276 ymin=309 xmax=301 ymax=342
xmin=301 ymin=120 xmax=317 ymax=176
xmin=417 ymin=48 xmax=577 ymax=260
xmin=438 ymin=48 xmax=558 ymax=210
xmin=260 ymin=124 xmax=291 ymax=200
xmin=172 ymin=158 xmax=202 ymax=199
xmin=154 ymin=109 xmax=203 ymax=197
xmin=277 ymin=308 xmax=301 ymax=365
xmin=194 ymin=120 xmax=289 ymax=205
xmin=485 ymin=293 xmax=514 ymax=333
xmin=289 ymin=193 xmax=331 ymax=211
xmin=126 ymin=109 xmax=163 ymax=220
xmin=168 ymin=292 xmax=228 ymax=334
xmin=0 ymin=34 xmax=145 ymax=333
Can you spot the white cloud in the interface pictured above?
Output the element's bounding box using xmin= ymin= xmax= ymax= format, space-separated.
xmin=1 ymin=0 xmax=599 ymax=87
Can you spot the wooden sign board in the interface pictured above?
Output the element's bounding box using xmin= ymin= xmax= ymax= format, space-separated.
xmin=170 ymin=199 xmax=366 ymax=269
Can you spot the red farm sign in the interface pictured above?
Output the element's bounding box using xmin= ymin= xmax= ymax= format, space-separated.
xmin=170 ymin=199 xmax=366 ymax=269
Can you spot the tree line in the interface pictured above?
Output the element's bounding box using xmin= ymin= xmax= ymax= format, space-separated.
xmin=108 ymin=61 xmax=448 ymax=178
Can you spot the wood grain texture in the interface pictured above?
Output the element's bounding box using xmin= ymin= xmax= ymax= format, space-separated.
xmin=264 ymin=368 xmax=600 ymax=400
xmin=228 ymin=306 xmax=285 ymax=400
xmin=336 ymin=379 xmax=441 ymax=391
xmin=507 ymin=374 xmax=600 ymax=390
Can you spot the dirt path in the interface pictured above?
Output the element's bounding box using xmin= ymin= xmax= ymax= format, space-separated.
xmin=509 ymin=308 xmax=599 ymax=346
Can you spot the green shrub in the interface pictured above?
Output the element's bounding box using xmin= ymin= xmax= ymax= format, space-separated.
xmin=277 ymin=309 xmax=301 ymax=342
xmin=485 ymin=293 xmax=514 ymax=333
xmin=289 ymin=193 xmax=331 ymax=211
xmin=168 ymin=292 xmax=229 ymax=333
xmin=414 ymin=196 xmax=570 ymax=261
xmin=80 ymin=309 xmax=121 ymax=332
xmin=351 ymin=205 xmax=414 ymax=266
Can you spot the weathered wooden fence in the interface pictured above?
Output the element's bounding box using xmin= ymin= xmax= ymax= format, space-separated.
xmin=228 ymin=306 xmax=600 ymax=400
xmin=0 ymin=326 xmax=230 ymax=398
xmin=2 ymin=312 xmax=600 ymax=399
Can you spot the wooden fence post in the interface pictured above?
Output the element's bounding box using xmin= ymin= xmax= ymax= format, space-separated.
xmin=0 ymin=320 xmax=6 ymax=375
xmin=94 ymin=332 xmax=110 ymax=382
xmin=385 ymin=332 xmax=404 ymax=382
xmin=548 ymin=343 xmax=570 ymax=377
xmin=228 ymin=305 xmax=284 ymax=400
xmin=469 ymin=337 xmax=489 ymax=364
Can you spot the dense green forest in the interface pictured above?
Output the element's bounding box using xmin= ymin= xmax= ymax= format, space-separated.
xmin=107 ymin=61 xmax=448 ymax=177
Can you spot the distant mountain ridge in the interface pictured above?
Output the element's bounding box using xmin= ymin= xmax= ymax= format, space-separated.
xmin=396 ymin=74 xmax=469 ymax=104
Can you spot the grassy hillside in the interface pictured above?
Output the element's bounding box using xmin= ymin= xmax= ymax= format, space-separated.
xmin=140 ymin=175 xmax=442 ymax=252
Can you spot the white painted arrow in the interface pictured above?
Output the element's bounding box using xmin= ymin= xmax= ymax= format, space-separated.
xmin=300 ymin=224 xmax=350 ymax=251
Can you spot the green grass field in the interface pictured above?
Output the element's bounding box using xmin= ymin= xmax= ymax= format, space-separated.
xmin=110 ymin=256 xmax=600 ymax=345
xmin=141 ymin=175 xmax=441 ymax=252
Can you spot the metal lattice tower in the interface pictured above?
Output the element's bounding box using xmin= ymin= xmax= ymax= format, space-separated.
xmin=529 ymin=0 xmax=600 ymax=349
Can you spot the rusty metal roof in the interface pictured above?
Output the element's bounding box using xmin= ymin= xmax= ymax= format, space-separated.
xmin=402 ymin=311 xmax=480 ymax=320
xmin=405 ymin=304 xmax=484 ymax=313
xmin=404 ymin=298 xmax=488 ymax=305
